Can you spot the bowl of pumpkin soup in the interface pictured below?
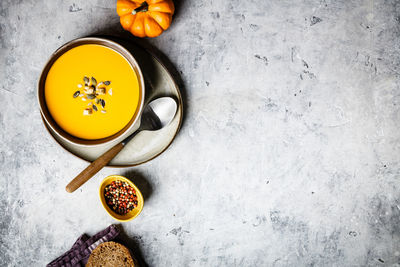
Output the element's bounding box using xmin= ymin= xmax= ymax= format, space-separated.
xmin=38 ymin=37 xmax=145 ymax=146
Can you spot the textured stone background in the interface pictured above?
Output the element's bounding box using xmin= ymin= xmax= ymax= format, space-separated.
xmin=1 ymin=0 xmax=400 ymax=266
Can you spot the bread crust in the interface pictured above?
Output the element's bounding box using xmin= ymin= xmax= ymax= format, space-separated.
xmin=86 ymin=241 xmax=136 ymax=267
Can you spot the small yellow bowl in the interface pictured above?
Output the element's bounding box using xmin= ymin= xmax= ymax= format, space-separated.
xmin=99 ymin=175 xmax=144 ymax=222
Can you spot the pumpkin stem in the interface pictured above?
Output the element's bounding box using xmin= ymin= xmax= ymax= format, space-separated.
xmin=132 ymin=1 xmax=148 ymax=15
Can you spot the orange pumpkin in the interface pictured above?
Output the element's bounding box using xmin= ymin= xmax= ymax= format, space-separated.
xmin=117 ymin=0 xmax=175 ymax=38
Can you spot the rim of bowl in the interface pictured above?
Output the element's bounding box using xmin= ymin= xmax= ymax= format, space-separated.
xmin=37 ymin=37 xmax=145 ymax=147
xmin=99 ymin=175 xmax=144 ymax=222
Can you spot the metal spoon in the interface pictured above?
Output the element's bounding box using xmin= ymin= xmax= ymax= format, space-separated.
xmin=66 ymin=97 xmax=177 ymax=193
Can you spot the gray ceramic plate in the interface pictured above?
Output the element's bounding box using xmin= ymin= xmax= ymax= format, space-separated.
xmin=42 ymin=38 xmax=183 ymax=167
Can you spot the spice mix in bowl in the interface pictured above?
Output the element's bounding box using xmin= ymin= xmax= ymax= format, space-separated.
xmin=99 ymin=175 xmax=144 ymax=222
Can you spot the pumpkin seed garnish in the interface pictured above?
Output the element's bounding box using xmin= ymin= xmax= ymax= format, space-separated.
xmin=84 ymin=87 xmax=94 ymax=94
xmin=83 ymin=86 xmax=94 ymax=95
xmin=83 ymin=76 xmax=89 ymax=85
xmin=75 ymin=76 xmax=112 ymax=114
xmin=83 ymin=108 xmax=93 ymax=115
xmin=97 ymin=88 xmax=106 ymax=95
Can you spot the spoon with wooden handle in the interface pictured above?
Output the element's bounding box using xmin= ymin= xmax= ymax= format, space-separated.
xmin=65 ymin=97 xmax=177 ymax=193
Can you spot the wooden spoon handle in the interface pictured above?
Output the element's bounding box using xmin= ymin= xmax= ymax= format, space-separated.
xmin=65 ymin=143 xmax=124 ymax=193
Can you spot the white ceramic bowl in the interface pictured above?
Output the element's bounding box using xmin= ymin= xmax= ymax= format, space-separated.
xmin=37 ymin=37 xmax=145 ymax=147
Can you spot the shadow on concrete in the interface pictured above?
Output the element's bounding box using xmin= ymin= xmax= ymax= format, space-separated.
xmin=132 ymin=37 xmax=188 ymax=129
xmin=123 ymin=169 xmax=153 ymax=202
xmin=115 ymin=224 xmax=149 ymax=267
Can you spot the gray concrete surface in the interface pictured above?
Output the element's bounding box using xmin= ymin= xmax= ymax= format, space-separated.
xmin=1 ymin=0 xmax=400 ymax=266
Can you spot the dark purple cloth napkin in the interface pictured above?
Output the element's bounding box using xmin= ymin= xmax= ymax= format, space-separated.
xmin=47 ymin=225 xmax=120 ymax=267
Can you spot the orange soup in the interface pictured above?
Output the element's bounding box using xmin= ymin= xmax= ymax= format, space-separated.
xmin=45 ymin=44 xmax=140 ymax=140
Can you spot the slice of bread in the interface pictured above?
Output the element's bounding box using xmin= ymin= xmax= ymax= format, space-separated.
xmin=86 ymin=241 xmax=136 ymax=267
